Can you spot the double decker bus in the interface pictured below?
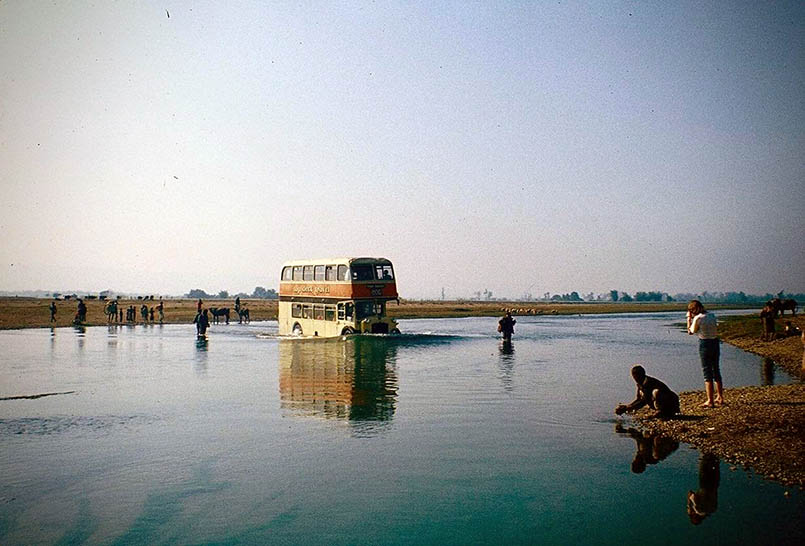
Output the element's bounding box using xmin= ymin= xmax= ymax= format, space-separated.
xmin=278 ymin=257 xmax=400 ymax=337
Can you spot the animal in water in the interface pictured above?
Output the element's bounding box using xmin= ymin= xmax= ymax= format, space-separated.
xmin=238 ymin=308 xmax=250 ymax=324
xmin=208 ymin=307 xmax=230 ymax=324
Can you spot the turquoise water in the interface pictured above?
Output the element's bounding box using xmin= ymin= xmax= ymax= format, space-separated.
xmin=0 ymin=312 xmax=802 ymax=544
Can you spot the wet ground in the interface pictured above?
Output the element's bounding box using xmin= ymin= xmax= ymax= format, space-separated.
xmin=1 ymin=313 xmax=803 ymax=544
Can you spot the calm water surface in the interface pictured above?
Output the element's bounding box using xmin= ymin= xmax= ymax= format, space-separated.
xmin=1 ymin=312 xmax=802 ymax=544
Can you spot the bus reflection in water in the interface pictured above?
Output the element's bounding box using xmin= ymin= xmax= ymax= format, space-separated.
xmin=278 ymin=337 xmax=399 ymax=432
xmin=278 ymin=257 xmax=400 ymax=337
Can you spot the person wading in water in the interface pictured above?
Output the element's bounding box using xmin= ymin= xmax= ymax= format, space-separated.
xmin=498 ymin=312 xmax=516 ymax=341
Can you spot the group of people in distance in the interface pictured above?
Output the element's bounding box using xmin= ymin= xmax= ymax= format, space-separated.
xmin=49 ymin=298 xmax=166 ymax=325
xmin=498 ymin=299 xmax=725 ymax=420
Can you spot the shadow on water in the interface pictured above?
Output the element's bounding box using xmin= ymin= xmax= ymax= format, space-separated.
xmin=194 ymin=337 xmax=209 ymax=376
xmin=615 ymin=424 xmax=679 ymax=474
xmin=498 ymin=339 xmax=515 ymax=392
xmin=615 ymin=425 xmax=721 ymax=526
xmin=278 ymin=336 xmax=398 ymax=436
xmin=761 ymin=357 xmax=775 ymax=386
xmin=687 ymin=452 xmax=720 ymax=526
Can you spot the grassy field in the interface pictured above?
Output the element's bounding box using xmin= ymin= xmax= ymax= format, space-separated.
xmin=0 ymin=297 xmax=760 ymax=330
xmin=0 ymin=297 xmax=278 ymax=330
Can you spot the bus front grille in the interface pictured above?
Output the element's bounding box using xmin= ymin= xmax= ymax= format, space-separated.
xmin=371 ymin=323 xmax=389 ymax=334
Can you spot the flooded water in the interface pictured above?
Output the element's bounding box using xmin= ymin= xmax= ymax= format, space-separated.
xmin=1 ymin=312 xmax=802 ymax=544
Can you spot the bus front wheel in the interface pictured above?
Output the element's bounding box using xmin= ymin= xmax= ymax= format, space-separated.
xmin=292 ymin=323 xmax=303 ymax=336
xmin=341 ymin=327 xmax=355 ymax=336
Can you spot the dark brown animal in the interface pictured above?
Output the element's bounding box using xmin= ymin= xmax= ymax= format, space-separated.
xmin=769 ymin=298 xmax=798 ymax=317
xmin=780 ymin=298 xmax=797 ymax=316
xmin=208 ymin=307 xmax=230 ymax=324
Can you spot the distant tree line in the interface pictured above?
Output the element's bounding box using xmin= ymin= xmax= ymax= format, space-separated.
xmin=185 ymin=286 xmax=278 ymax=300
xmin=516 ymin=290 xmax=804 ymax=304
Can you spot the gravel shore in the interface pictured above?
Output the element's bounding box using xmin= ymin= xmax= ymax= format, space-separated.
xmin=631 ymin=313 xmax=805 ymax=489
xmin=631 ymin=385 xmax=805 ymax=488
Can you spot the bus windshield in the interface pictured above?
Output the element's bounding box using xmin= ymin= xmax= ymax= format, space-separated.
xmin=351 ymin=265 xmax=374 ymax=281
xmin=355 ymin=300 xmax=384 ymax=320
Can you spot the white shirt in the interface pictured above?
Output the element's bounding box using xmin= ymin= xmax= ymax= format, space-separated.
xmin=689 ymin=312 xmax=718 ymax=339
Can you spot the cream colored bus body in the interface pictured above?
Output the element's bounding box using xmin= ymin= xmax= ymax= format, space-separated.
xmin=278 ymin=257 xmax=399 ymax=337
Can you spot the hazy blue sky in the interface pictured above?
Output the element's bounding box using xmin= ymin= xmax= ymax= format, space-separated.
xmin=1 ymin=1 xmax=802 ymax=298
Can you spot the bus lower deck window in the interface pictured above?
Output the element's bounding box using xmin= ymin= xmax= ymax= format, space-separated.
xmin=291 ymin=304 xmax=302 ymax=318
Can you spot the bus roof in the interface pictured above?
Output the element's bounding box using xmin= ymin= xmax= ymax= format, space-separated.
xmin=280 ymin=257 xmax=393 ymax=268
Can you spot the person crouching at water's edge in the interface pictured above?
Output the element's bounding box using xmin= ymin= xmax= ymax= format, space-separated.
xmin=687 ymin=300 xmax=724 ymax=408
xmin=498 ymin=312 xmax=516 ymax=341
xmin=615 ymin=365 xmax=679 ymax=420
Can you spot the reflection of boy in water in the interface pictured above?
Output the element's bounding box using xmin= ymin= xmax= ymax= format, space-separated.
xmin=616 ymin=425 xmax=679 ymax=473
xmin=687 ymin=453 xmax=720 ymax=525
xmin=615 ymin=365 xmax=680 ymax=419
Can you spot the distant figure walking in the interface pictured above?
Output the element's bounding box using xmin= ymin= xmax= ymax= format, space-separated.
xmin=498 ymin=312 xmax=516 ymax=341
xmin=157 ymin=299 xmax=164 ymax=324
xmin=197 ymin=298 xmax=203 ymax=312
xmin=49 ymin=300 xmax=57 ymax=322
xmin=76 ymin=299 xmax=87 ymax=323
xmin=615 ymin=365 xmax=680 ymax=419
xmin=149 ymin=307 xmax=155 ymax=322
xmin=194 ymin=309 xmax=210 ymax=337
xmin=687 ymin=300 xmax=724 ymax=408
xmin=141 ymin=304 xmax=149 ymax=323
xmin=234 ymin=296 xmax=241 ymax=314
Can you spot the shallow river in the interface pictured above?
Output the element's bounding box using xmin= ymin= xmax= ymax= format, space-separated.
xmin=1 ymin=312 xmax=802 ymax=544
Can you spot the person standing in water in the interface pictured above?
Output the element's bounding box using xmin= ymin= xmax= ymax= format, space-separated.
xmin=194 ymin=308 xmax=210 ymax=337
xmin=49 ymin=300 xmax=57 ymax=322
xmin=687 ymin=300 xmax=724 ymax=408
xmin=498 ymin=311 xmax=516 ymax=341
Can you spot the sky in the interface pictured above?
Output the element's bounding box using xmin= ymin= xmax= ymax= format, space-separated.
xmin=1 ymin=1 xmax=803 ymax=299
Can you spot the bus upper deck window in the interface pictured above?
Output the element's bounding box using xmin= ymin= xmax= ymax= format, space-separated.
xmin=282 ymin=267 xmax=293 ymax=281
xmin=292 ymin=266 xmax=303 ymax=280
xmin=314 ymin=265 xmax=325 ymax=281
xmin=375 ymin=265 xmax=394 ymax=280
xmin=338 ymin=265 xmax=348 ymax=281
xmin=303 ymin=266 xmax=313 ymax=281
xmin=325 ymin=266 xmax=336 ymax=281
xmin=351 ymin=265 xmax=373 ymax=281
